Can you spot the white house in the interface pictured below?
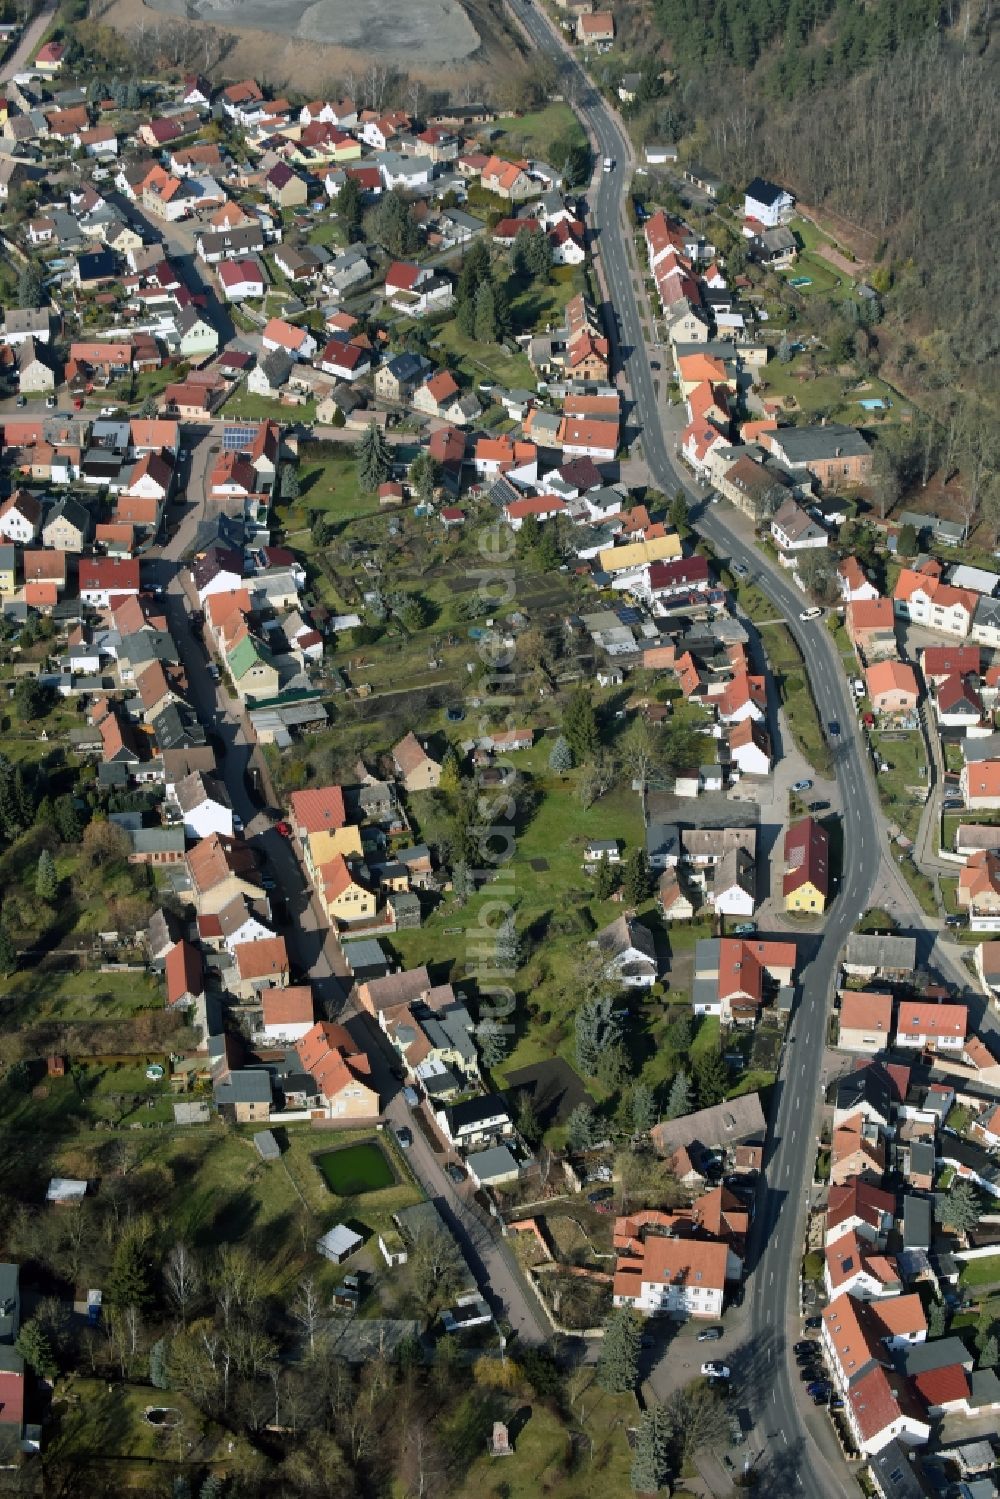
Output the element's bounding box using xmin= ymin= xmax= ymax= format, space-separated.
xmin=709 ymin=852 xmax=757 ymax=917
xmin=122 ymin=450 xmax=172 ymax=505
xmin=894 ymin=573 xmax=974 ymax=639
xmin=894 ymin=1001 xmax=967 ymax=1052
xmin=613 ymin=1237 xmax=735 ymax=1319
xmin=845 ymin=1367 xmax=930 ymax=1457
xmin=257 ymin=985 xmax=314 ymax=1045
xmin=595 ymin=914 xmax=658 ymax=989
xmin=435 ymin=1094 xmax=513 ymax=1151
xmin=727 ymin=719 xmax=771 ymax=777
xmin=173 ymin=770 xmax=234 ymax=840
xmin=744 ymin=177 xmax=795 ymax=228
xmin=318 ymin=339 xmax=371 ymax=382
xmin=218 ymin=259 xmax=265 ymax=301
xmin=0 ymin=491 xmax=42 ymax=544
xmin=261 ymin=317 xmax=317 ymax=363
xmin=771 ymin=498 xmax=828 ymax=553
xmin=211 ymin=896 xmax=273 ymax=955
xmin=838 ymin=557 xmax=880 ymax=603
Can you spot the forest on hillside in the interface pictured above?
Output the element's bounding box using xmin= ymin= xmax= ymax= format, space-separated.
xmin=626 ymin=0 xmax=998 ymax=416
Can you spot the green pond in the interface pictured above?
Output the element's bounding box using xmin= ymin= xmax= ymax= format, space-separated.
xmin=315 ymin=1142 xmax=395 ymax=1195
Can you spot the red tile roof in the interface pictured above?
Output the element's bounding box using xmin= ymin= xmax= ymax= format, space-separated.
xmin=783 ymin=816 xmax=829 ymax=898
xmin=913 ymin=1364 xmax=969 ymax=1409
xmin=289 ymin=785 xmax=346 ymax=833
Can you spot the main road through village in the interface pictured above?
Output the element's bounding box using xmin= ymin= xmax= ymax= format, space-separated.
xmin=508 ymin=2 xmax=881 ymax=1489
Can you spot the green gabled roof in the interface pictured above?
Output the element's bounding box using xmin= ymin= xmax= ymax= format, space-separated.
xmin=227 ymin=633 xmax=276 ymax=680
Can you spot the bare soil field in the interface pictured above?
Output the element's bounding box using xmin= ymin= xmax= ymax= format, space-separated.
xmin=147 ymin=0 xmax=480 ymax=64
xmin=110 ymin=0 xmax=530 ymax=88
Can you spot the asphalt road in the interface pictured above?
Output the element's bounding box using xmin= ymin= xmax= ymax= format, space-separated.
xmin=506 ymin=3 xmax=877 ymax=1488
xmin=0 ymin=4 xmax=57 ymax=84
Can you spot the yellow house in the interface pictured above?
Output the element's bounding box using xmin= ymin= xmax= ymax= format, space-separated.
xmin=599 ymin=532 xmax=682 ymax=574
xmin=289 ymin=136 xmax=362 ymax=166
xmin=306 ymin=824 xmax=363 ymax=879
xmin=0 ymin=546 xmax=16 ymax=596
xmin=783 ymin=817 xmax=829 ymax=914
xmin=319 ymin=853 xmax=377 ymax=926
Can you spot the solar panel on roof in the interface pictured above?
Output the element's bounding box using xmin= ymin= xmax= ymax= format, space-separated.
xmin=223 ymin=423 xmax=259 ymax=452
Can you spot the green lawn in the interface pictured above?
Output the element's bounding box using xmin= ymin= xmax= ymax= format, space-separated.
xmin=221 ymin=391 xmax=317 ymax=423
xmin=291 ymin=450 xmax=380 ymax=529
xmin=46 ymin=1377 xmax=233 ymax=1480
xmin=106 ymin=361 xmax=182 ymax=408
xmin=0 ymin=964 xmax=162 ymax=1033
xmin=456 ymin=1368 xmax=636 ymax=1499
xmin=758 ymin=621 xmax=833 ymax=775
xmin=306 ymin=217 xmax=348 ymax=250
xmin=390 ymin=771 xmax=649 ymax=1085
xmin=870 ymin=730 xmax=928 ymax=842
xmin=782 ymin=250 xmax=842 ymax=297
xmin=759 ymin=357 xmax=903 ymax=423
xmin=960 ymin=1255 xmax=1000 ymax=1289
xmin=510 ymin=265 xmax=583 ymax=335
xmin=491 ymin=102 xmax=586 ymax=159
xmin=690 ymin=1015 xmax=721 ymax=1062
xmin=432 ymin=319 xmax=536 ymax=389
xmin=733 ymin=574 xmax=780 ymax=624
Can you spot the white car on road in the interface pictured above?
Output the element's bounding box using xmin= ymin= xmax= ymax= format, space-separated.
xmin=799 ymin=606 xmax=823 ymax=620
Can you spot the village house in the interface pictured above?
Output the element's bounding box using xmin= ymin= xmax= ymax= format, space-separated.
xmin=187 ymin=832 xmax=265 ymax=915
xmin=846 ymin=597 xmax=897 ymax=661
xmin=297 ymin=1021 xmax=379 ymax=1118
xmin=957 ymin=850 xmax=1000 ymax=930
xmin=481 ymin=155 xmax=533 ymax=201
xmin=613 ymin=1234 xmax=733 ymax=1319
xmin=825 ymin=1181 xmax=896 ymax=1249
xmin=895 ymin=1000 xmax=967 ymax=1052
xmin=866 ymin=661 xmax=919 ymax=716
xmin=393 ymin=732 xmax=442 ymax=792
xmin=838 ymin=557 xmax=880 ymax=604
xmin=172 ymin=770 xmax=234 ymax=840
xmin=933 ymin=671 xmax=982 ymax=727
xmin=261 ymin=317 xmax=317 ymax=363
xmin=577 ymin=10 xmax=615 ymax=42
xmin=0 ymin=490 xmax=41 ymax=545
xmin=837 ymin=991 xmax=894 ymax=1054
xmin=218 ymin=259 xmax=265 ymax=302
xmin=960 ymin=761 xmax=1000 ymax=811
xmin=256 ymin=986 xmax=315 ymax=1046
xmin=783 ymin=817 xmax=829 ymax=914
xmin=594 ymin=914 xmax=658 ymax=989
xmin=691 ymin=937 xmax=796 ymax=1024
xmin=743 ymin=177 xmax=795 ymax=228
xmin=231 ymin=936 xmax=290 ymax=1000
xmin=893 ymin=567 xmax=975 ymax=639
xmin=771 ymin=497 xmax=828 ymax=556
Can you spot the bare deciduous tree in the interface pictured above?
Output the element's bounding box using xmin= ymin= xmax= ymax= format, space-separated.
xmin=164 ymin=1240 xmax=201 ymax=1326
xmin=291 ymin=1276 xmax=323 ymax=1357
